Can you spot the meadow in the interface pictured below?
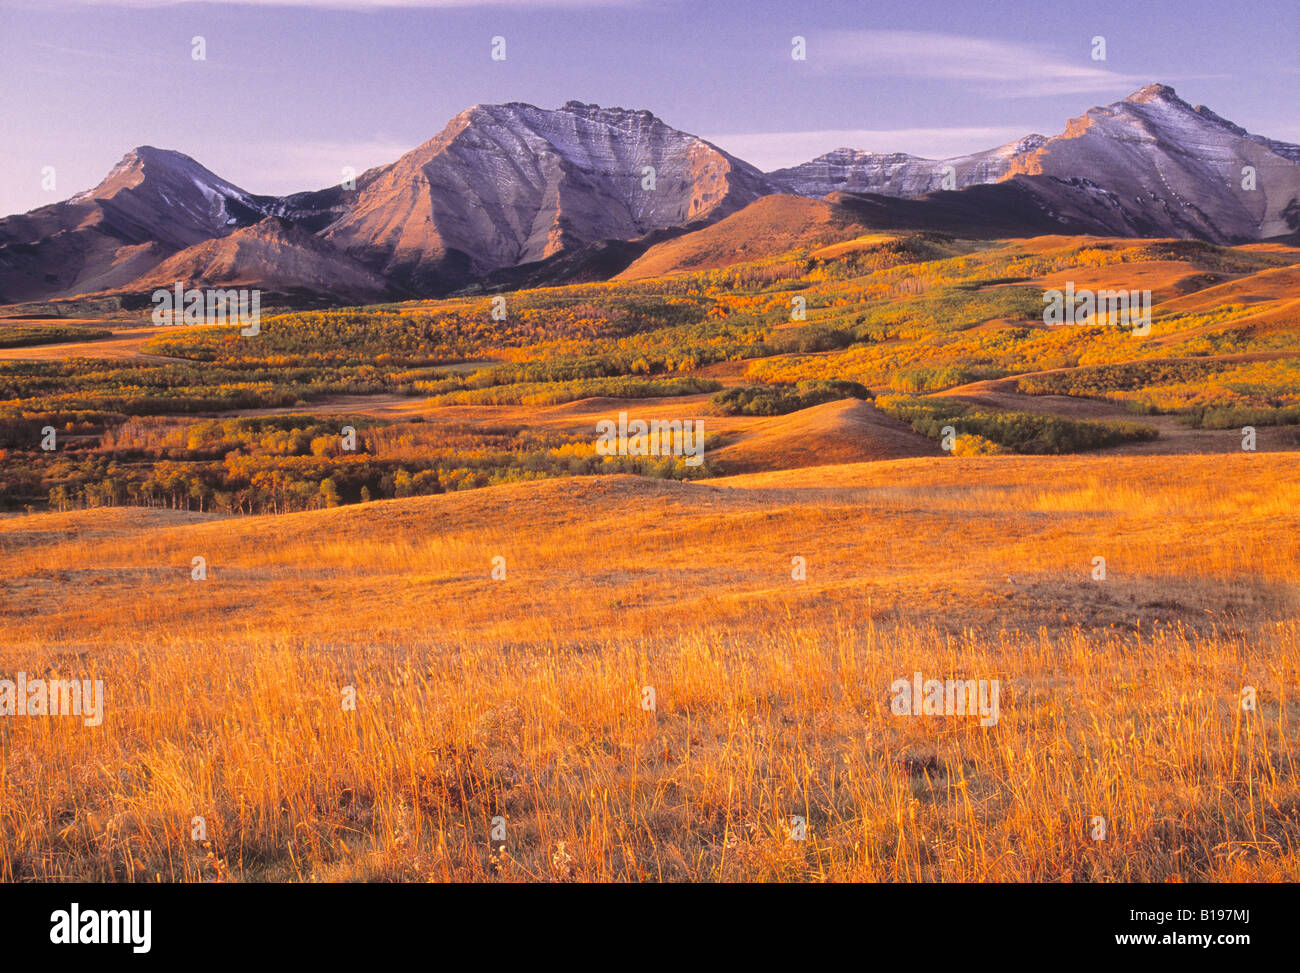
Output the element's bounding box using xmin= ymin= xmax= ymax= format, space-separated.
xmin=4 ymin=233 xmax=1299 ymax=512
xmin=0 ymin=454 xmax=1296 ymax=881
xmin=1 ymin=230 xmax=1297 ymax=882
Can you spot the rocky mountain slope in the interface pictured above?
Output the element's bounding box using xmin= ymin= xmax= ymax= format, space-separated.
xmin=0 ymin=147 xmax=273 ymax=302
xmin=305 ymin=101 xmax=772 ymax=292
xmin=1001 ymin=84 xmax=1300 ymax=242
xmin=771 ymin=85 xmax=1300 ymax=245
xmin=2 ymin=87 xmax=1296 ymax=306
xmin=768 ymin=135 xmax=1049 ymax=198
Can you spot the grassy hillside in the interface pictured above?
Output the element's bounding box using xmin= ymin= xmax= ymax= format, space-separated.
xmin=1 ymin=454 xmax=1296 ymax=881
xmin=1 ymin=228 xmax=1297 ymax=883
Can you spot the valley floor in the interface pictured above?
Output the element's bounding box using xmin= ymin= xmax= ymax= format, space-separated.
xmin=1 ymin=452 xmax=1297 ymax=880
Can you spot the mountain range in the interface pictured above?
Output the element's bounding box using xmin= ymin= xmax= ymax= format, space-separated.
xmin=3 ymin=84 xmax=1298 ymax=306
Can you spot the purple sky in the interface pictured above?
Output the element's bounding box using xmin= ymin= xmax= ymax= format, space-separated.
xmin=1 ymin=0 xmax=1297 ymax=217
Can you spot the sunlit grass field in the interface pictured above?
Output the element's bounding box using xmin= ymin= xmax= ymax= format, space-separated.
xmin=2 ymin=452 xmax=1297 ymax=881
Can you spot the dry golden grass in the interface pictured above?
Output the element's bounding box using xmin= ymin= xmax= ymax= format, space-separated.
xmin=1 ymin=452 xmax=1297 ymax=881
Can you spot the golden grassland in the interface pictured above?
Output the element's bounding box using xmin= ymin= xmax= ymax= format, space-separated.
xmin=1 ymin=451 xmax=1297 ymax=881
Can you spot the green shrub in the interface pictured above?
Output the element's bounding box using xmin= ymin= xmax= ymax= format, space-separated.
xmin=877 ymin=395 xmax=1158 ymax=453
xmin=711 ymin=380 xmax=870 ymax=416
xmin=431 ymin=375 xmax=720 ymax=407
xmin=0 ymin=326 xmax=113 ymax=349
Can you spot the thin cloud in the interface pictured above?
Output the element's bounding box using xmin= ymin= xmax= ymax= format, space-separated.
xmin=1265 ymin=124 xmax=1300 ymax=143
xmin=812 ymin=30 xmax=1147 ymax=98
xmin=70 ymin=0 xmax=637 ymax=8
xmin=200 ymin=137 xmax=416 ymax=195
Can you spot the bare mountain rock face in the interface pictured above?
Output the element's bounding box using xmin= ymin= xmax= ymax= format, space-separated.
xmin=1000 ymin=84 xmax=1300 ymax=243
xmin=0 ymin=147 xmax=273 ymax=302
xmin=768 ymin=136 xmax=1049 ymax=198
xmin=312 ymin=101 xmax=774 ymax=293
xmin=769 ymin=85 xmax=1300 ymax=245
xmin=72 ymin=146 xmax=272 ymax=248
xmin=2 ymin=89 xmax=1297 ymax=307
xmin=0 ymin=103 xmax=772 ymax=304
